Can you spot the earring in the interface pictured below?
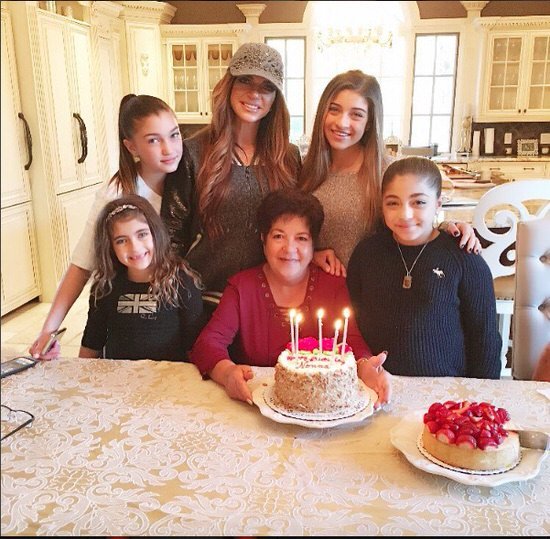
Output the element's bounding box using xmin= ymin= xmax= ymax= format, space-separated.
xmin=433 ymin=213 xmax=440 ymax=229
xmin=133 ymin=154 xmax=140 ymax=163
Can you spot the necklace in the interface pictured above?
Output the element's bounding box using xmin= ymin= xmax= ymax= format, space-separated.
xmin=396 ymin=241 xmax=429 ymax=289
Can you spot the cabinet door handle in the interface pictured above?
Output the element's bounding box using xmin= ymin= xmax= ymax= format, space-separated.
xmin=489 ymin=167 xmax=501 ymax=170
xmin=73 ymin=112 xmax=88 ymax=164
xmin=523 ymin=109 xmax=527 ymax=113
xmin=17 ymin=112 xmax=33 ymax=171
xmin=523 ymin=167 xmax=535 ymax=170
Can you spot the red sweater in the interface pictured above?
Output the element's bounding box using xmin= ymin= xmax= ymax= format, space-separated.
xmin=191 ymin=264 xmax=372 ymax=375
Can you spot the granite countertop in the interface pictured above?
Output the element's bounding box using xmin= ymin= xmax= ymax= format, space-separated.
xmin=434 ymin=155 xmax=550 ymax=163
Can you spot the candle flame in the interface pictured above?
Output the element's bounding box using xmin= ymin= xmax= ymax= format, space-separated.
xmin=289 ymin=309 xmax=296 ymax=320
xmin=334 ymin=319 xmax=342 ymax=330
xmin=343 ymin=308 xmax=350 ymax=318
xmin=317 ymin=308 xmax=324 ymax=319
xmin=296 ymin=313 xmax=303 ymax=324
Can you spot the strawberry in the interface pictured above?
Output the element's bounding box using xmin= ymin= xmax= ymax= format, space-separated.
xmin=478 ymin=429 xmax=492 ymax=438
xmin=457 ymin=425 xmax=476 ymax=436
xmin=478 ymin=437 xmax=498 ymax=450
xmin=436 ymin=428 xmax=456 ymax=444
xmin=423 ymin=412 xmax=434 ymax=423
xmin=444 ymin=400 xmax=457 ymax=409
xmin=455 ymin=434 xmax=477 ymax=449
xmin=426 ymin=420 xmax=439 ymax=434
xmin=428 ymin=402 xmax=444 ymax=415
xmin=497 ymin=408 xmax=511 ymax=423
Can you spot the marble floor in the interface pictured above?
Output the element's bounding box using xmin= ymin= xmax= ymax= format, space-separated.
xmin=1 ymin=291 xmax=89 ymax=358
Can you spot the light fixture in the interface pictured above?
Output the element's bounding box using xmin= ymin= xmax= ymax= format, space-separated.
xmin=316 ymin=26 xmax=393 ymax=52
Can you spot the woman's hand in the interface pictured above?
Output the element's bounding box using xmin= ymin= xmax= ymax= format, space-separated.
xmin=357 ymin=352 xmax=392 ymax=409
xmin=313 ymin=249 xmax=346 ymax=277
xmin=441 ymin=221 xmax=482 ymax=254
xmin=29 ymin=332 xmax=61 ymax=361
xmin=216 ymin=361 xmax=255 ymax=404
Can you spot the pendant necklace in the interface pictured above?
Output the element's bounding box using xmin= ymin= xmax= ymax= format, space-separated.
xmin=396 ymin=240 xmax=429 ymax=289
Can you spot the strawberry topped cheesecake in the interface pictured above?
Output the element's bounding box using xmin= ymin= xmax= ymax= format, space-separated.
xmin=421 ymin=400 xmax=520 ymax=471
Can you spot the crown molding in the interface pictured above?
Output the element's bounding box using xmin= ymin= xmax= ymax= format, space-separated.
xmin=120 ymin=1 xmax=176 ymax=24
xmin=476 ymin=16 xmax=550 ymax=30
xmin=236 ymin=3 xmax=266 ymax=20
xmin=160 ymin=23 xmax=250 ymax=38
xmin=460 ymin=1 xmax=489 ymax=13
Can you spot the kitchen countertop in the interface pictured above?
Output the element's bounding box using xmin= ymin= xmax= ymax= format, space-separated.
xmin=433 ymin=155 xmax=550 ymax=163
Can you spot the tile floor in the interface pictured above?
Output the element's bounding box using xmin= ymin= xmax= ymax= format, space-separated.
xmin=1 ymin=290 xmax=89 ymax=358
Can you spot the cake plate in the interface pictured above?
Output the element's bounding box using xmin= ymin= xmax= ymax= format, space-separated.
xmin=252 ymin=379 xmax=377 ymax=429
xmin=390 ymin=411 xmax=548 ymax=486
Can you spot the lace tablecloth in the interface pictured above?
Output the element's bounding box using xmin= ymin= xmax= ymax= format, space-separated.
xmin=1 ymin=357 xmax=549 ymax=536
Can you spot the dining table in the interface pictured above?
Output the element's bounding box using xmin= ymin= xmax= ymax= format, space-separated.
xmin=1 ymin=354 xmax=549 ymax=536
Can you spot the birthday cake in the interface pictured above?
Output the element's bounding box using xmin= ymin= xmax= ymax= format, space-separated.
xmin=421 ymin=400 xmax=520 ymax=471
xmin=273 ymin=337 xmax=362 ymax=413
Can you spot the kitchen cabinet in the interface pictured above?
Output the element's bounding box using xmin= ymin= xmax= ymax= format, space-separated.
xmin=164 ymin=38 xmax=237 ymax=123
xmin=8 ymin=2 xmax=107 ymax=301
xmin=467 ymin=160 xmax=549 ymax=181
xmin=1 ymin=6 xmax=41 ymax=315
xmin=479 ymin=30 xmax=550 ymax=121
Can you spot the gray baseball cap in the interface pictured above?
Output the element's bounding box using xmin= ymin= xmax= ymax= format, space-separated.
xmin=229 ymin=42 xmax=284 ymax=92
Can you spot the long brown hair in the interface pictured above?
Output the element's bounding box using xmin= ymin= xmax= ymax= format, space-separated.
xmin=110 ymin=94 xmax=177 ymax=193
xmin=195 ymin=71 xmax=299 ymax=239
xmin=299 ymin=70 xmax=389 ymax=234
xmin=91 ymin=194 xmax=202 ymax=308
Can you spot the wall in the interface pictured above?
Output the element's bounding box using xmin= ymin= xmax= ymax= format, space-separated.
xmin=164 ymin=1 xmax=550 ymax=24
xmin=471 ymin=122 xmax=550 ymax=156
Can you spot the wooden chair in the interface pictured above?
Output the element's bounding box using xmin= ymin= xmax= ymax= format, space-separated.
xmin=511 ymin=216 xmax=550 ymax=380
xmin=472 ymin=180 xmax=550 ymax=377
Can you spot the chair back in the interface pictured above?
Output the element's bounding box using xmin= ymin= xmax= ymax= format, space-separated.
xmin=512 ymin=216 xmax=550 ymax=380
xmin=472 ymin=180 xmax=550 ymax=279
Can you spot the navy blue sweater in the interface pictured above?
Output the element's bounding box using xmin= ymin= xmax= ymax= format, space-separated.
xmin=347 ymin=229 xmax=501 ymax=378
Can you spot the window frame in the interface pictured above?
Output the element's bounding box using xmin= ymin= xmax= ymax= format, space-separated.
xmin=264 ymin=36 xmax=307 ymax=140
xmin=409 ymin=32 xmax=460 ymax=153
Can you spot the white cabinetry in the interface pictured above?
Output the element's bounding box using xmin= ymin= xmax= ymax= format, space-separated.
xmin=164 ymin=37 xmax=237 ymax=123
xmin=479 ymin=27 xmax=550 ymax=121
xmin=1 ymin=6 xmax=40 ymax=315
xmin=8 ymin=2 xmax=107 ymax=301
xmin=468 ymin=160 xmax=549 ymax=181
xmin=119 ymin=1 xmax=176 ymax=97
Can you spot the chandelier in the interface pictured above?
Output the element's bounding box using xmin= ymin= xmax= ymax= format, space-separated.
xmin=316 ymin=26 xmax=393 ymax=52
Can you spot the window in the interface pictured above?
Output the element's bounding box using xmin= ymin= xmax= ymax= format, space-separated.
xmin=410 ymin=34 xmax=459 ymax=153
xmin=265 ymin=37 xmax=306 ymax=141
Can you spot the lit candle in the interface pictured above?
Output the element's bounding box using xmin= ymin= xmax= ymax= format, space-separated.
xmin=332 ymin=319 xmax=342 ymax=356
xmin=295 ymin=313 xmax=302 ymax=354
xmin=317 ymin=308 xmax=324 ymax=355
xmin=341 ymin=308 xmax=350 ymax=354
xmin=289 ymin=309 xmax=296 ymax=355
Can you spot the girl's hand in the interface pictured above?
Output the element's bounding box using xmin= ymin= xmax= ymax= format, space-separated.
xmin=29 ymin=332 xmax=61 ymax=361
xmin=223 ymin=364 xmax=255 ymax=404
xmin=313 ymin=249 xmax=346 ymax=277
xmin=442 ymin=221 xmax=482 ymax=254
xmin=357 ymin=352 xmax=392 ymax=409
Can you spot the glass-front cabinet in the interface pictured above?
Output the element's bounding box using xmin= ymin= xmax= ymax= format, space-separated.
xmin=480 ymin=30 xmax=550 ymax=121
xmin=165 ymin=38 xmax=237 ymax=123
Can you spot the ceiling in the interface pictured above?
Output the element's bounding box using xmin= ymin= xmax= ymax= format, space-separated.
xmin=164 ymin=1 xmax=550 ymax=24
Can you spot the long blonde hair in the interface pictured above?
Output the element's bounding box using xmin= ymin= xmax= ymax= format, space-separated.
xmin=91 ymin=195 xmax=202 ymax=308
xmin=195 ymin=71 xmax=300 ymax=239
xmin=110 ymin=94 xmax=177 ymax=194
xmin=299 ymin=70 xmax=388 ymax=233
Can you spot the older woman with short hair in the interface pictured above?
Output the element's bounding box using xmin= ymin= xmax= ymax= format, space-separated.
xmin=190 ymin=188 xmax=391 ymax=406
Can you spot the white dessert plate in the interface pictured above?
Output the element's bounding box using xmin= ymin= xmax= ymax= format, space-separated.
xmin=252 ymin=378 xmax=377 ymax=429
xmin=390 ymin=412 xmax=548 ymax=486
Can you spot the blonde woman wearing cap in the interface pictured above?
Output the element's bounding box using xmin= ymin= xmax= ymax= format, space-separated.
xmin=162 ymin=42 xmax=301 ymax=317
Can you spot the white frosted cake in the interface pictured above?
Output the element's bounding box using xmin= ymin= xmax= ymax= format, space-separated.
xmin=273 ymin=338 xmax=362 ymax=414
xmin=421 ymin=400 xmax=520 ymax=471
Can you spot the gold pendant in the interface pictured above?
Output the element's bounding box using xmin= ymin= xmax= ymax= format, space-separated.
xmin=402 ymin=275 xmax=412 ymax=289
